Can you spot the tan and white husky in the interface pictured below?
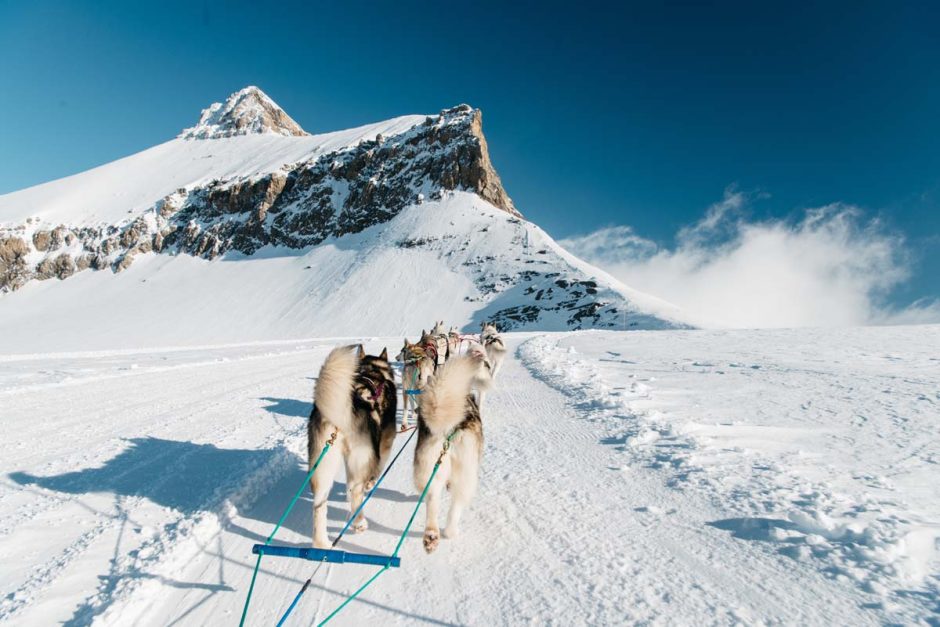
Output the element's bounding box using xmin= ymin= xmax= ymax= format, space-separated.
xmin=414 ymin=355 xmax=485 ymax=553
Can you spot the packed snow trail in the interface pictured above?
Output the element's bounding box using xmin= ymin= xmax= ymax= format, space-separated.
xmin=1 ymin=329 xmax=937 ymax=625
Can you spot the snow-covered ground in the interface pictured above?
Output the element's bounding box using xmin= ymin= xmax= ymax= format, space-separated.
xmin=1 ymin=326 xmax=938 ymax=625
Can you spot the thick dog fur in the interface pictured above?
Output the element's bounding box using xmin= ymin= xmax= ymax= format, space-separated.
xmin=429 ymin=321 xmax=449 ymax=368
xmin=308 ymin=345 xmax=397 ymax=547
xmin=396 ymin=339 xmax=435 ymax=429
xmin=480 ymin=322 xmax=507 ymax=380
xmin=414 ymin=355 xmax=485 ymax=553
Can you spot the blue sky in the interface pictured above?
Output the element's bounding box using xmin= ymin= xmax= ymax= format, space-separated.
xmin=1 ymin=1 xmax=937 ymax=318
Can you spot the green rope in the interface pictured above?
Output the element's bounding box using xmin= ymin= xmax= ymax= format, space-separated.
xmin=238 ymin=433 xmax=336 ymax=627
xmin=317 ymin=431 xmax=457 ymax=626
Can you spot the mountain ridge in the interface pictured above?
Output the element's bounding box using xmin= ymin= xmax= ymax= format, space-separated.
xmin=0 ymin=86 xmax=692 ymax=340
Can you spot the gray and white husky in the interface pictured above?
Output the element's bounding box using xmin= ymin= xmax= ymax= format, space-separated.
xmin=414 ymin=355 xmax=485 ymax=553
xmin=308 ymin=345 xmax=397 ymax=548
xmin=480 ymin=322 xmax=507 ymax=379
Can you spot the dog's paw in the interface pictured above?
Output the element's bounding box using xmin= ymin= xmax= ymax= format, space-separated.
xmin=364 ymin=479 xmax=376 ymax=491
xmin=443 ymin=526 xmax=459 ymax=539
xmin=423 ymin=529 xmax=440 ymax=553
xmin=353 ymin=517 xmax=369 ymax=533
xmin=313 ymin=537 xmax=330 ymax=549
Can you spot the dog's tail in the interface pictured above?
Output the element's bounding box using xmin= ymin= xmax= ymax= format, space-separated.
xmin=313 ymin=345 xmax=360 ymax=433
xmin=419 ymin=355 xmax=479 ymax=436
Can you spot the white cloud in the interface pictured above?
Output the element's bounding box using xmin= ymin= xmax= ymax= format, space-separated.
xmin=560 ymin=188 xmax=939 ymax=329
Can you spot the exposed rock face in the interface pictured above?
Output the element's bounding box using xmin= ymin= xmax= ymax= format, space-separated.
xmin=0 ymin=102 xmax=521 ymax=292
xmin=0 ymin=236 xmax=31 ymax=291
xmin=179 ymin=86 xmax=307 ymax=139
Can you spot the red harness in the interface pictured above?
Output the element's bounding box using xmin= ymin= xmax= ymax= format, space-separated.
xmin=360 ymin=376 xmax=387 ymax=403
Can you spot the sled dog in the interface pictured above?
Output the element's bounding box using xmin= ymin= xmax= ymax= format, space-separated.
xmin=480 ymin=322 xmax=507 ymax=379
xmin=308 ymin=345 xmax=397 ymax=548
xmin=428 ymin=321 xmax=449 ymax=369
xmin=415 ymin=355 xmax=485 ymax=553
xmin=446 ymin=326 xmax=462 ymax=358
xmin=396 ymin=339 xmax=435 ymax=430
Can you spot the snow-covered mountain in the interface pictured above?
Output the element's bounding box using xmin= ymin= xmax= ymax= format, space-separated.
xmin=0 ymin=87 xmax=688 ymax=351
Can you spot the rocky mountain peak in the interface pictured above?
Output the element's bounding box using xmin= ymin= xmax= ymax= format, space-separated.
xmin=179 ymin=86 xmax=307 ymax=140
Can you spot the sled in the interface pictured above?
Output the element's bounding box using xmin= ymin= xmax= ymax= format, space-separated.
xmin=252 ymin=544 xmax=401 ymax=568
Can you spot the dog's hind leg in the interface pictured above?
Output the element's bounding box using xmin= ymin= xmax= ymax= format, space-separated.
xmin=401 ymin=386 xmax=411 ymax=429
xmin=444 ymin=452 xmax=479 ymax=540
xmin=345 ymin=447 xmax=375 ymax=533
xmin=310 ymin=438 xmax=342 ymax=548
xmin=421 ymin=464 xmax=448 ymax=553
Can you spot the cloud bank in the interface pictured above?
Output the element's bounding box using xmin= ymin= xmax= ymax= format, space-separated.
xmin=560 ymin=188 xmax=939 ymax=328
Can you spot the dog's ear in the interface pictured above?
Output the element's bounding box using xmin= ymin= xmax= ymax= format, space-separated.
xmin=357 ymin=344 xmax=366 ymax=359
xmin=379 ymin=347 xmax=388 ymax=361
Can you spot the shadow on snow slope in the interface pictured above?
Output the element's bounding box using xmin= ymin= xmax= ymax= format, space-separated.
xmin=8 ymin=436 xmax=419 ymax=543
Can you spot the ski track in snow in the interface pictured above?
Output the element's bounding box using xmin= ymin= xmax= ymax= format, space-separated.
xmin=520 ymin=328 xmax=940 ymax=625
xmin=1 ymin=328 xmax=938 ymax=625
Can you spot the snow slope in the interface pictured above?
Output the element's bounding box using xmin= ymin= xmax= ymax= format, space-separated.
xmin=0 ymin=88 xmax=691 ymax=337
xmin=2 ymin=326 xmax=938 ymax=625
xmin=0 ymin=192 xmax=685 ymax=354
xmin=0 ymin=116 xmax=425 ymax=226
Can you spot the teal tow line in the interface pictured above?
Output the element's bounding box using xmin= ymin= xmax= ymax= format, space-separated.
xmin=238 ymin=431 xmax=337 ymax=627
xmin=274 ymin=426 xmax=418 ymax=626
xmin=316 ymin=430 xmax=457 ymax=626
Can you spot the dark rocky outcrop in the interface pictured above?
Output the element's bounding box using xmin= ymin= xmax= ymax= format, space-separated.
xmin=0 ymin=104 xmax=519 ymax=292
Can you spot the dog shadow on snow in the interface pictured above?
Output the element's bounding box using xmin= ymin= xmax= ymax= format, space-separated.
xmin=259 ymin=396 xmax=311 ymax=418
xmin=9 ymin=437 xmax=444 ymax=625
xmin=9 ymin=436 xmax=417 ymax=540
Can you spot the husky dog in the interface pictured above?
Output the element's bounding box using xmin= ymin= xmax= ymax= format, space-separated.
xmin=446 ymin=326 xmax=462 ymax=358
xmin=428 ymin=321 xmax=449 ymax=368
xmin=480 ymin=322 xmax=507 ymax=379
xmin=438 ymin=328 xmax=493 ymax=407
xmin=414 ymin=355 xmax=485 ymax=553
xmin=419 ymin=328 xmax=445 ymax=372
xmin=396 ymin=339 xmax=435 ymax=430
xmin=308 ymin=345 xmax=397 ymax=548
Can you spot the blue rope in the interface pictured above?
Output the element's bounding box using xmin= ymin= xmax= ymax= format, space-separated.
xmin=317 ymin=431 xmax=457 ymax=626
xmin=238 ymin=432 xmax=335 ymax=627
xmin=333 ymin=427 xmax=418 ymax=546
xmin=273 ymin=427 xmax=418 ymax=626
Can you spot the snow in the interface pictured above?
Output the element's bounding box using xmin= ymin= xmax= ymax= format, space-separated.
xmin=2 ymin=326 xmax=938 ymax=625
xmin=179 ymin=86 xmax=307 ymax=139
xmin=0 ymin=115 xmax=425 ymax=226
xmin=0 ymin=193 xmax=687 ymax=354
